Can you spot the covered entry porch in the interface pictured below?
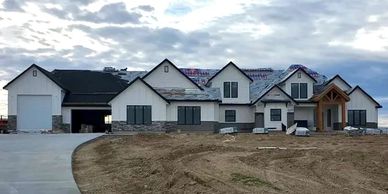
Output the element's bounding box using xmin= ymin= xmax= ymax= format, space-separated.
xmin=313 ymin=84 xmax=350 ymax=131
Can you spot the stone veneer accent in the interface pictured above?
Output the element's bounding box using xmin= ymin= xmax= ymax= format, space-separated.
xmin=111 ymin=121 xmax=219 ymax=132
xmin=52 ymin=115 xmax=63 ymax=133
xmin=7 ymin=115 xmax=17 ymax=132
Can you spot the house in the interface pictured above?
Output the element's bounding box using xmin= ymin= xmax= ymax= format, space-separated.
xmin=3 ymin=59 xmax=382 ymax=133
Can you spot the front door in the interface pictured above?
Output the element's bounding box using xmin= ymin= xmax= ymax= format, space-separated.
xmin=325 ymin=109 xmax=332 ymax=130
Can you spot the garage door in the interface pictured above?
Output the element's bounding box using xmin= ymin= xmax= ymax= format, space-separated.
xmin=17 ymin=95 xmax=52 ymax=132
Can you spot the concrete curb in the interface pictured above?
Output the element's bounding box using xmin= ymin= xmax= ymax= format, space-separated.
xmin=71 ymin=134 xmax=106 ymax=193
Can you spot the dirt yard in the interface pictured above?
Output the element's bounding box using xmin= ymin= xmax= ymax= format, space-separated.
xmin=73 ymin=133 xmax=388 ymax=194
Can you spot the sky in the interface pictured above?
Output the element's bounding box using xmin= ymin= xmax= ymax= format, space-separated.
xmin=0 ymin=0 xmax=388 ymax=126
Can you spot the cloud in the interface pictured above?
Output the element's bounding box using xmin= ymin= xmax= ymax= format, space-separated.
xmin=0 ymin=0 xmax=388 ymax=117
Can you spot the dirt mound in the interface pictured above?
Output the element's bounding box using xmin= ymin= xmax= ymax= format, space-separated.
xmin=73 ymin=133 xmax=388 ymax=194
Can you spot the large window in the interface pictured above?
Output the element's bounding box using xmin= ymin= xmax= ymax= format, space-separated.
xmin=348 ymin=110 xmax=366 ymax=127
xmin=178 ymin=106 xmax=201 ymax=125
xmin=225 ymin=110 xmax=236 ymax=122
xmin=127 ymin=105 xmax=152 ymax=125
xmin=270 ymin=109 xmax=282 ymax=121
xmin=291 ymin=83 xmax=299 ymax=98
xmin=224 ymin=82 xmax=238 ymax=98
xmin=291 ymin=83 xmax=308 ymax=99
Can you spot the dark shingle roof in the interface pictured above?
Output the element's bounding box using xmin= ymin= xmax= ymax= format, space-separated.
xmin=51 ymin=70 xmax=129 ymax=106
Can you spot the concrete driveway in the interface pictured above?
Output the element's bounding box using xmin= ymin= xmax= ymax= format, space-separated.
xmin=0 ymin=133 xmax=102 ymax=194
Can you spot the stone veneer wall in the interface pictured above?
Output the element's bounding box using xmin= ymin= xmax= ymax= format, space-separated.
xmin=111 ymin=121 xmax=219 ymax=132
xmin=217 ymin=123 xmax=254 ymax=132
xmin=52 ymin=115 xmax=70 ymax=133
xmin=7 ymin=115 xmax=17 ymax=132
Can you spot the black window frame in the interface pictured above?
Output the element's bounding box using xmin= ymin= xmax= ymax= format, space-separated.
xmin=300 ymin=83 xmax=308 ymax=99
xmin=178 ymin=106 xmax=201 ymax=125
xmin=348 ymin=110 xmax=367 ymax=127
xmin=223 ymin=81 xmax=238 ymax=98
xmin=270 ymin=109 xmax=282 ymax=121
xmin=291 ymin=83 xmax=299 ymax=99
xmin=225 ymin=110 xmax=236 ymax=122
xmin=127 ymin=105 xmax=152 ymax=125
xmin=291 ymin=83 xmax=308 ymax=99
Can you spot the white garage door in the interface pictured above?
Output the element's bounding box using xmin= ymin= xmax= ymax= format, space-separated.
xmin=17 ymin=95 xmax=52 ymax=132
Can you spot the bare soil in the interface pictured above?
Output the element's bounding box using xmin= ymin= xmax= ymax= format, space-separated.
xmin=73 ymin=133 xmax=388 ymax=194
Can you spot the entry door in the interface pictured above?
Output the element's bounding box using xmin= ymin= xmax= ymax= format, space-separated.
xmin=17 ymin=95 xmax=52 ymax=131
xmin=325 ymin=109 xmax=332 ymax=130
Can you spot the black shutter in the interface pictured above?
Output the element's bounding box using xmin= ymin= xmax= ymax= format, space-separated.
xmin=354 ymin=110 xmax=360 ymax=126
xmin=178 ymin=106 xmax=185 ymax=125
xmin=224 ymin=82 xmax=231 ymax=98
xmin=291 ymin=83 xmax=299 ymax=98
xmin=143 ymin=106 xmax=152 ymax=125
xmin=135 ymin=106 xmax=143 ymax=124
xmin=231 ymin=82 xmax=238 ymax=98
xmin=193 ymin=106 xmax=201 ymax=125
xmin=348 ymin=110 xmax=354 ymax=126
xmin=186 ymin=107 xmax=193 ymax=125
xmin=300 ymin=83 xmax=307 ymax=98
xmin=127 ymin=106 xmax=135 ymax=124
xmin=360 ymin=110 xmax=366 ymax=126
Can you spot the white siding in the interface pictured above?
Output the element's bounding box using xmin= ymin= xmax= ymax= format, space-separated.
xmin=328 ymin=77 xmax=351 ymax=91
xmin=219 ymin=105 xmax=254 ymax=123
xmin=62 ymin=106 xmax=111 ymax=124
xmin=264 ymin=103 xmax=288 ymax=130
xmin=347 ymin=88 xmax=378 ymax=123
xmin=281 ymin=70 xmax=315 ymax=100
xmin=167 ymin=101 xmax=219 ymax=121
xmin=6 ymin=67 xmax=63 ymax=116
xmin=260 ymin=86 xmax=293 ymax=102
xmin=208 ymin=65 xmax=251 ymax=104
xmin=143 ymin=61 xmax=198 ymax=89
xmin=110 ymin=80 xmax=168 ymax=121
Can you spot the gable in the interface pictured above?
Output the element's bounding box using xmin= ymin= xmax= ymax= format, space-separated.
xmin=278 ymin=68 xmax=317 ymax=86
xmin=4 ymin=64 xmax=65 ymax=91
xmin=207 ymin=62 xmax=253 ymax=85
xmin=109 ymin=78 xmax=168 ymax=104
xmin=253 ymin=85 xmax=296 ymax=104
xmin=142 ymin=59 xmax=201 ymax=89
xmin=4 ymin=65 xmax=63 ymax=93
xmin=348 ymin=87 xmax=382 ymax=108
xmin=326 ymin=75 xmax=352 ymax=91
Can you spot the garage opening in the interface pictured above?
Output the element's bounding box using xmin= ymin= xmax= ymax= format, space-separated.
xmin=71 ymin=110 xmax=111 ymax=133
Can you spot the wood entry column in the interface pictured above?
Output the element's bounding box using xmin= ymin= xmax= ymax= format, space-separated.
xmin=341 ymin=101 xmax=346 ymax=129
xmin=316 ymin=100 xmax=323 ymax=131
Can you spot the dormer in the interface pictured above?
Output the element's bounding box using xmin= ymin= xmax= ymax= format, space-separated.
xmin=325 ymin=75 xmax=352 ymax=92
xmin=206 ymin=62 xmax=253 ymax=104
xmin=278 ymin=68 xmax=317 ymax=100
xmin=142 ymin=59 xmax=202 ymax=90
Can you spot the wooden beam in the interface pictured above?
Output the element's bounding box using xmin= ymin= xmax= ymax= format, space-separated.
xmin=317 ymin=100 xmax=323 ymax=131
xmin=341 ymin=101 xmax=346 ymax=129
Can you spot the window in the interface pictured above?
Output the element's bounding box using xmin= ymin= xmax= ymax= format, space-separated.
xmin=225 ymin=110 xmax=236 ymax=122
xmin=178 ymin=106 xmax=201 ymax=125
xmin=291 ymin=83 xmax=308 ymax=99
xmin=127 ymin=105 xmax=152 ymax=125
xmin=164 ymin=65 xmax=169 ymax=73
xmin=300 ymin=83 xmax=308 ymax=98
xmin=32 ymin=70 xmax=37 ymax=77
xmin=270 ymin=109 xmax=281 ymax=121
xmin=348 ymin=110 xmax=366 ymax=127
xmin=291 ymin=83 xmax=299 ymax=98
xmin=297 ymin=72 xmax=302 ymax=78
xmin=224 ymin=82 xmax=238 ymax=98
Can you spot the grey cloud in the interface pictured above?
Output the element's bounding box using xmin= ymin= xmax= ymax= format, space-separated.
xmin=136 ymin=5 xmax=154 ymax=12
xmin=2 ymin=0 xmax=23 ymax=11
xmin=78 ymin=2 xmax=141 ymax=24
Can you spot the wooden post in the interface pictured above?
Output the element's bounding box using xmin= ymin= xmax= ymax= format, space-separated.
xmin=317 ymin=101 xmax=322 ymax=131
xmin=341 ymin=101 xmax=346 ymax=129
